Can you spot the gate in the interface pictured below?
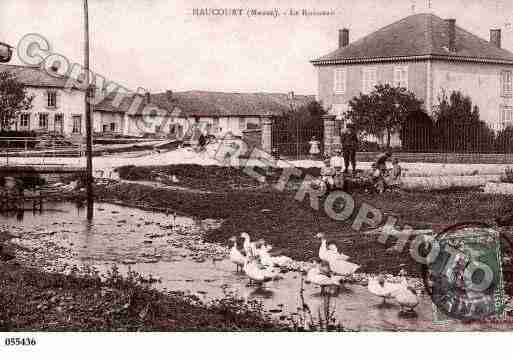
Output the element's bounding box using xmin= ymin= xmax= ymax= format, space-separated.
xmin=271 ymin=119 xmax=324 ymax=160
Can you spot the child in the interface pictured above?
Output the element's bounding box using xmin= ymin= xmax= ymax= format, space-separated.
xmin=308 ymin=136 xmax=320 ymax=159
xmin=385 ymin=158 xmax=402 ymax=188
xmin=371 ymin=151 xmax=392 ymax=193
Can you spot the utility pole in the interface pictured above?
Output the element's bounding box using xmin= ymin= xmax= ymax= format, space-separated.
xmin=84 ymin=0 xmax=94 ymax=220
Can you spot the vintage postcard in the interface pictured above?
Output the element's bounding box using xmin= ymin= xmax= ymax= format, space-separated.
xmin=1 ymin=0 xmax=513 ymax=355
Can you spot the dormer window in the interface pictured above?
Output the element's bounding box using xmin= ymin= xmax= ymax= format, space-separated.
xmin=47 ymin=90 xmax=57 ymax=108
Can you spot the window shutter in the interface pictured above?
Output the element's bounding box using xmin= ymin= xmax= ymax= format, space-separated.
xmin=333 ymin=68 xmax=346 ymax=94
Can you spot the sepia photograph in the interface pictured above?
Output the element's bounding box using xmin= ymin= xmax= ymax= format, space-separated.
xmin=1 ymin=0 xmax=513 ymax=356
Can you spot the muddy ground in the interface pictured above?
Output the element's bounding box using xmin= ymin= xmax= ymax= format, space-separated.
xmin=0 ymin=260 xmax=283 ymax=331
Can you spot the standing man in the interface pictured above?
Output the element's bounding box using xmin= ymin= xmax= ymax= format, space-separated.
xmin=341 ymin=123 xmax=359 ymax=174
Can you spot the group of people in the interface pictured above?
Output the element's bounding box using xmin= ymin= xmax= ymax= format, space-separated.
xmin=309 ymin=123 xmax=403 ymax=193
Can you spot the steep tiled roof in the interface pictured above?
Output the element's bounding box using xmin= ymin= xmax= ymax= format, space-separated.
xmin=0 ymin=64 xmax=79 ymax=88
xmin=312 ymin=13 xmax=513 ymax=65
xmin=152 ymin=91 xmax=315 ymax=117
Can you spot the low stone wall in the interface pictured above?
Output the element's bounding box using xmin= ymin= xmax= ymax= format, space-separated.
xmin=356 ymin=152 xmax=513 ymax=164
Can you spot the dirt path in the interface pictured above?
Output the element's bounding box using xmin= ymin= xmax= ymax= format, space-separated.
xmin=121 ymin=179 xmax=213 ymax=194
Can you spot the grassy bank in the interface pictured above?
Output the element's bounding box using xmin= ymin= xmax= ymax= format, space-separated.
xmin=96 ymin=166 xmax=513 ymax=293
xmin=0 ymin=261 xmax=283 ymax=331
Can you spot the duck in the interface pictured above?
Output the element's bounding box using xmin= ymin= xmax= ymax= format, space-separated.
xmin=229 ymin=236 xmax=246 ymax=272
xmin=326 ymin=243 xmax=350 ymax=261
xmin=393 ymin=271 xmax=419 ymax=313
xmin=306 ymin=261 xmax=341 ymax=295
xmin=367 ymin=274 xmax=404 ymax=305
xmin=317 ymin=233 xmax=330 ymax=262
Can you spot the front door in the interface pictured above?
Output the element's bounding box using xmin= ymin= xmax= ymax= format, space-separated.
xmin=54 ymin=115 xmax=64 ymax=134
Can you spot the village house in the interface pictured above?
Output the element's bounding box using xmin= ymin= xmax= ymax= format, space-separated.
xmin=92 ymin=91 xmax=181 ymax=138
xmin=0 ymin=64 xmax=85 ymax=140
xmin=311 ymin=13 xmax=513 ymax=146
xmin=94 ymin=90 xmax=313 ymax=141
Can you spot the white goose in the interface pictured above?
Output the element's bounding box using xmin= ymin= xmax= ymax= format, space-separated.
xmin=328 ymin=257 xmax=360 ymax=277
xmin=241 ymin=232 xmax=256 ymax=258
xmin=317 ymin=233 xmax=330 ymax=262
xmin=368 ymin=274 xmax=404 ymax=305
xmin=326 ymin=243 xmax=350 ymax=261
xmin=393 ymin=271 xmax=419 ymax=313
xmin=259 ymin=244 xmax=293 ymax=268
xmin=243 ymin=257 xmax=266 ymax=285
xmin=306 ymin=262 xmax=342 ymax=295
xmin=229 ymin=236 xmax=246 ymax=272
xmin=258 ymin=245 xmax=275 ymax=267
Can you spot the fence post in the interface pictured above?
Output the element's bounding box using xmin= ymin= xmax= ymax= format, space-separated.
xmin=322 ymin=114 xmax=336 ymax=157
xmin=261 ymin=117 xmax=273 ymax=154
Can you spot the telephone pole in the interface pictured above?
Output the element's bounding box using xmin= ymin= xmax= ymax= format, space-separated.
xmin=84 ymin=0 xmax=94 ymax=220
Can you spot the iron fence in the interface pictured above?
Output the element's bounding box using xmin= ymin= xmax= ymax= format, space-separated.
xmin=371 ymin=122 xmax=513 ymax=154
xmin=0 ymin=137 xmax=84 ymax=165
xmin=272 ymin=123 xmax=324 ymax=160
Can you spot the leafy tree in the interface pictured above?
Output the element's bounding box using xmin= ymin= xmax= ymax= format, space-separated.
xmin=273 ymin=100 xmax=326 ymax=154
xmin=0 ymin=71 xmax=34 ymax=131
xmin=495 ymin=125 xmax=513 ymax=153
xmin=433 ymin=90 xmax=494 ymax=152
xmin=345 ymin=84 xmax=424 ymax=148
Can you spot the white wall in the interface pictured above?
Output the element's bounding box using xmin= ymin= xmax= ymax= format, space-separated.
xmin=12 ymin=86 xmax=85 ymax=138
xmin=432 ymin=61 xmax=513 ymax=130
xmin=93 ymin=111 xmax=125 ymax=134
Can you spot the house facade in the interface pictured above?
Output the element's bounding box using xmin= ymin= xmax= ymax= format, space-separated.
xmin=92 ymin=92 xmax=183 ymax=138
xmin=0 ymin=64 xmax=85 ymax=140
xmin=312 ymin=13 xmax=513 ymax=145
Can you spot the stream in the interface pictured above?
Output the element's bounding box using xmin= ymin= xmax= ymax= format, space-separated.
xmin=1 ymin=201 xmax=510 ymax=331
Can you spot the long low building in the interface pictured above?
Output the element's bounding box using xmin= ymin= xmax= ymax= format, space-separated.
xmin=94 ymin=90 xmax=314 ymax=139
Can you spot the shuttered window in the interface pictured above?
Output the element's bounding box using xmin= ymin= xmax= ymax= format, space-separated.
xmin=501 ymin=70 xmax=512 ymax=97
xmin=20 ymin=113 xmax=30 ymax=127
xmin=362 ymin=67 xmax=377 ymax=94
xmin=333 ymin=68 xmax=347 ymax=94
xmin=393 ymin=66 xmax=408 ymax=89
xmin=39 ymin=113 xmax=49 ymax=128
xmin=501 ymin=105 xmax=513 ymax=128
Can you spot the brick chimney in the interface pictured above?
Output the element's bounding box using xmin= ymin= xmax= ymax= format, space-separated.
xmin=490 ymin=29 xmax=501 ymax=48
xmin=339 ymin=28 xmax=349 ymax=48
xmin=445 ymin=19 xmax=456 ymax=52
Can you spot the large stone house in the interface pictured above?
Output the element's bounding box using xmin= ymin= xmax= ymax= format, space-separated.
xmin=0 ymin=64 xmax=85 ymax=140
xmin=311 ymin=13 xmax=513 ymax=145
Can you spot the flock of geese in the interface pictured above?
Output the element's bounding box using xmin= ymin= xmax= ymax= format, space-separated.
xmin=229 ymin=232 xmax=419 ymax=314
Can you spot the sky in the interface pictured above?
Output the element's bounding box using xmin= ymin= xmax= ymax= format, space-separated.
xmin=1 ymin=0 xmax=513 ymax=95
